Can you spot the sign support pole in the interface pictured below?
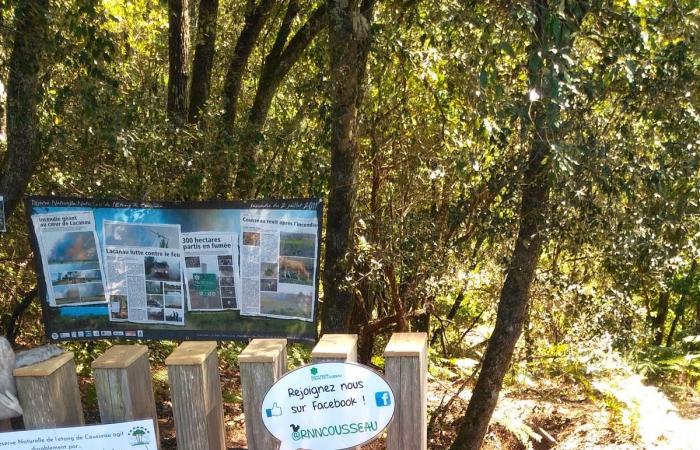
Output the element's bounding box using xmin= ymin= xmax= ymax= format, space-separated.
xmin=311 ymin=334 xmax=361 ymax=449
xmin=384 ymin=332 xmax=428 ymax=450
xmin=92 ymin=345 xmax=160 ymax=448
xmin=239 ymin=338 xmax=287 ymax=450
xmin=14 ymin=352 xmax=84 ymax=429
xmin=165 ymin=341 xmax=225 ymax=450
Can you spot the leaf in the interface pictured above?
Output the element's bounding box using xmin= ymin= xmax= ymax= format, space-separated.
xmin=479 ymin=68 xmax=489 ymax=88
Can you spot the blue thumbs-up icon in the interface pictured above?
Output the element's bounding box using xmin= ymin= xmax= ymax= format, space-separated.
xmin=265 ymin=403 xmax=282 ymax=417
xmin=375 ymin=391 xmax=391 ymax=407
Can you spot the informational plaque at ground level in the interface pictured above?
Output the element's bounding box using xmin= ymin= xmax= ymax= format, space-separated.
xmin=0 ymin=419 xmax=157 ymax=449
xmin=26 ymin=196 xmax=322 ymax=342
xmin=261 ymin=362 xmax=395 ymax=450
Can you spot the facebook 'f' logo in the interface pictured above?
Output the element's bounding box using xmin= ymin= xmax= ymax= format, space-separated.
xmin=375 ymin=391 xmax=391 ymax=407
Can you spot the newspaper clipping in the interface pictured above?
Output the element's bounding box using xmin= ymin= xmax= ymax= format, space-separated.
xmin=103 ymin=221 xmax=185 ymax=326
xmin=240 ymin=213 xmax=317 ymax=321
xmin=31 ymin=211 xmax=108 ymax=307
xmin=183 ymin=232 xmax=241 ymax=311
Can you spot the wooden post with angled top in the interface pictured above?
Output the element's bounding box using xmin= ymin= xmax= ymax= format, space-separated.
xmin=239 ymin=339 xmax=287 ymax=450
xmin=311 ymin=334 xmax=360 ymax=449
xmin=311 ymin=333 xmax=358 ymax=363
xmin=384 ymin=332 xmax=428 ymax=450
xmin=165 ymin=341 xmax=225 ymax=450
xmin=14 ymin=352 xmax=84 ymax=429
xmin=92 ymin=345 xmax=159 ymax=446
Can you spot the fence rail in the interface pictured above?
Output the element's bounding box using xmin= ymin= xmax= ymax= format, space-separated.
xmin=5 ymin=332 xmax=428 ymax=449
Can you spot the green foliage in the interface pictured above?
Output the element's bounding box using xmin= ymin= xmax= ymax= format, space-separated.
xmin=635 ymin=346 xmax=700 ymax=386
xmin=287 ymin=343 xmax=312 ymax=369
xmin=0 ymin=1 xmax=697 ymax=423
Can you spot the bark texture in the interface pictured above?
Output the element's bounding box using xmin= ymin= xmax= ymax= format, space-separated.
xmin=167 ymin=0 xmax=190 ymax=126
xmin=188 ymin=0 xmax=219 ymax=124
xmin=212 ymin=0 xmax=275 ymax=198
xmin=449 ymin=1 xmax=554 ymax=447
xmin=322 ymin=0 xmax=374 ymax=333
xmin=0 ymin=0 xmax=49 ymax=220
xmin=653 ymin=290 xmax=670 ymax=346
xmin=233 ymin=3 xmax=327 ymax=198
xmin=220 ymin=0 xmax=275 ymax=134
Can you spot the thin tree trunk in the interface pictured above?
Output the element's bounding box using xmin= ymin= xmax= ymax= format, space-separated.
xmin=234 ymin=3 xmax=327 ymax=198
xmin=666 ymin=300 xmax=685 ymax=347
xmin=322 ymin=0 xmax=374 ymax=333
xmin=0 ymin=0 xmax=49 ymax=219
xmin=450 ymin=123 xmax=550 ymax=449
xmin=451 ymin=121 xmax=551 ymax=450
xmin=666 ymin=260 xmax=697 ymax=347
xmin=188 ymin=0 xmax=219 ymax=124
xmin=431 ymin=237 xmax=485 ymax=346
xmin=220 ymin=0 xmax=275 ymax=132
xmin=653 ymin=291 xmax=670 ymax=346
xmin=450 ymin=1 xmax=554 ymax=447
xmin=211 ymin=0 xmax=275 ymax=198
xmin=697 ymin=282 xmax=700 ymax=330
xmin=4 ymin=289 xmax=37 ymax=345
xmin=167 ymin=0 xmax=190 ymax=126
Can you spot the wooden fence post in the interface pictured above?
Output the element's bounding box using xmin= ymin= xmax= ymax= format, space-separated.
xmin=13 ymin=352 xmax=84 ymax=429
xmin=239 ymin=338 xmax=287 ymax=450
xmin=311 ymin=333 xmax=358 ymax=363
xmin=384 ymin=332 xmax=428 ymax=450
xmin=92 ymin=345 xmax=159 ymax=446
xmin=311 ymin=334 xmax=360 ymax=449
xmin=165 ymin=341 xmax=225 ymax=450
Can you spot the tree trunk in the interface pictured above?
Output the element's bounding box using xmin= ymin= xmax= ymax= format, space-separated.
xmin=666 ymin=300 xmax=684 ymax=347
xmin=188 ymin=0 xmax=219 ymax=124
xmin=697 ymin=283 xmax=700 ymax=330
xmin=322 ymin=0 xmax=374 ymax=333
xmin=666 ymin=260 xmax=697 ymax=347
xmin=211 ymin=0 xmax=275 ymax=198
xmin=653 ymin=291 xmax=670 ymax=346
xmin=450 ymin=123 xmax=550 ymax=450
xmin=167 ymin=0 xmax=190 ymax=126
xmin=449 ymin=1 xmax=554 ymax=447
xmin=233 ymin=3 xmax=327 ymax=199
xmin=0 ymin=0 xmax=49 ymax=220
xmin=220 ymin=0 xmax=275 ymax=133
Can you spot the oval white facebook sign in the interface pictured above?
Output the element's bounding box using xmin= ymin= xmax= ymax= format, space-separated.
xmin=261 ymin=362 xmax=395 ymax=450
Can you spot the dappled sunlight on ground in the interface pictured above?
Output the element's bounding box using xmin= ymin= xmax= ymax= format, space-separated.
xmin=426 ymin=356 xmax=699 ymax=449
xmin=593 ymin=373 xmax=700 ymax=450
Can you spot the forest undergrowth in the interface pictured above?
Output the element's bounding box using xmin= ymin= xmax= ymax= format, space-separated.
xmin=425 ymin=330 xmax=700 ymax=450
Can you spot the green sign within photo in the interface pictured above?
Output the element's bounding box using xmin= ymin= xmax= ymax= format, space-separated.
xmin=192 ymin=273 xmax=218 ymax=296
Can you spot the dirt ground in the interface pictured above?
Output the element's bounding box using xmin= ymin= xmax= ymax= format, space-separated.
xmin=426 ymin=371 xmax=700 ymax=450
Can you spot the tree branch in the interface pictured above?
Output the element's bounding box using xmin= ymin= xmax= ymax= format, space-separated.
xmin=221 ymin=0 xmax=276 ymax=133
xmin=5 ymin=288 xmax=37 ymax=346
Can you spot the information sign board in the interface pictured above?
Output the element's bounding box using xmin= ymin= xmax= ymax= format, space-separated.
xmin=26 ymin=196 xmax=322 ymax=342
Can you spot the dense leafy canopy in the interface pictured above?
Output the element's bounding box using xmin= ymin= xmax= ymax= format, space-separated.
xmin=0 ymin=0 xmax=698 ymax=447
